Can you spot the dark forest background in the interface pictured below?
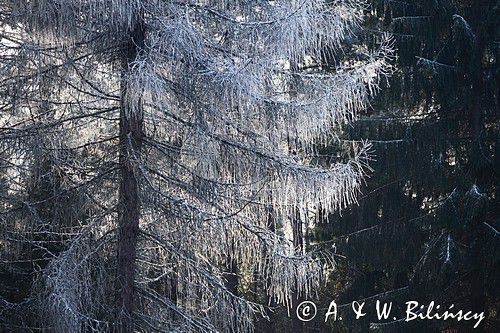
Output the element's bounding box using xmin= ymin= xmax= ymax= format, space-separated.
xmin=258 ymin=0 xmax=499 ymax=332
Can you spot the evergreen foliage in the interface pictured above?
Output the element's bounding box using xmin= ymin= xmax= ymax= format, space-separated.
xmin=311 ymin=1 xmax=499 ymax=332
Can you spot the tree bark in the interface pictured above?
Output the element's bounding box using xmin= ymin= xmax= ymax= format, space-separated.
xmin=116 ymin=16 xmax=145 ymax=333
xmin=291 ymin=210 xmax=304 ymax=333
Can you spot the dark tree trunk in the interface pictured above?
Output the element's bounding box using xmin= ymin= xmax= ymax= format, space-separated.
xmin=291 ymin=211 xmax=304 ymax=333
xmin=259 ymin=207 xmax=276 ymax=333
xmin=286 ymin=59 xmax=305 ymax=333
xmin=116 ymin=16 xmax=145 ymax=333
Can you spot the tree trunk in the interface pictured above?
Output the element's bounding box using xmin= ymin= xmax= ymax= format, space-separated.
xmin=116 ymin=16 xmax=145 ymax=333
xmin=291 ymin=211 xmax=304 ymax=333
xmin=288 ymin=59 xmax=305 ymax=333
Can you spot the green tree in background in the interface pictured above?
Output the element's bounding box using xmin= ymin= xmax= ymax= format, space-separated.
xmin=311 ymin=0 xmax=498 ymax=332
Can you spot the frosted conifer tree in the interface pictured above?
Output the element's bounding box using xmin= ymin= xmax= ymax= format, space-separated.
xmin=0 ymin=0 xmax=393 ymax=332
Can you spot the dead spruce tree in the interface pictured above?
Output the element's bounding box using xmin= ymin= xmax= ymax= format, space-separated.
xmin=0 ymin=1 xmax=393 ymax=332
